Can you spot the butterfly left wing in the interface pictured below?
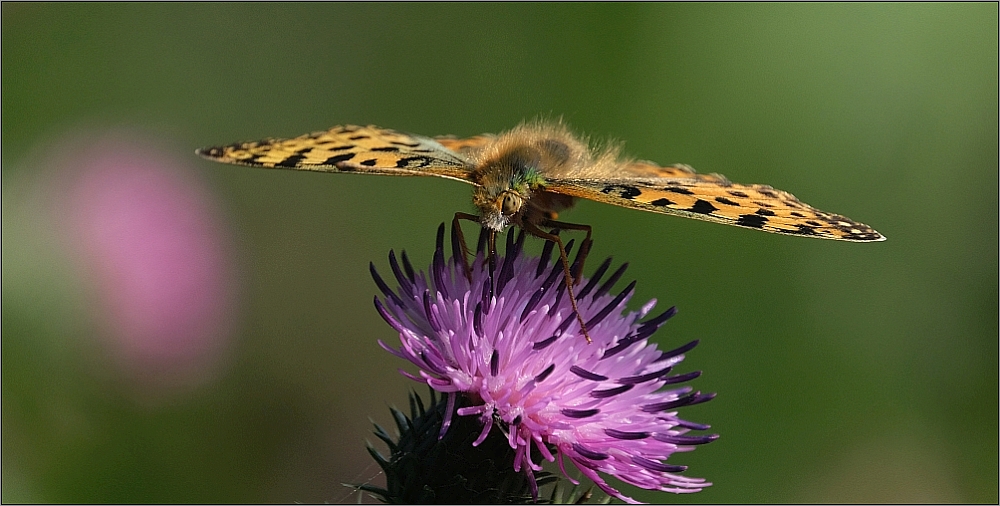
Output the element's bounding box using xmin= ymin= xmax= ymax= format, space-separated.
xmin=434 ymin=133 xmax=496 ymax=158
xmin=543 ymin=167 xmax=885 ymax=242
xmin=197 ymin=125 xmax=476 ymax=184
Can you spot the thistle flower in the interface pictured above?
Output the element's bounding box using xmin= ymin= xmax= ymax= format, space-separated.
xmin=371 ymin=224 xmax=717 ymax=504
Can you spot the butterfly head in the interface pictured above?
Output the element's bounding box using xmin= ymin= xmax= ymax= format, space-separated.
xmin=476 ymin=189 xmax=525 ymax=231
xmin=472 ymin=146 xmax=546 ymax=232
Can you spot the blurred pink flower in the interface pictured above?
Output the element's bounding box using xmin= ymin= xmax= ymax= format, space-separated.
xmin=53 ymin=132 xmax=236 ymax=387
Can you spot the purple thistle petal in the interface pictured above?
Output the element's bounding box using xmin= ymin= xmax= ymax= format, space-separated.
xmin=372 ymin=223 xmax=716 ymax=503
xmin=661 ymin=370 xmax=703 ymax=385
xmin=638 ymin=306 xmax=678 ymax=331
xmin=572 ymin=443 xmax=610 ymax=460
xmin=591 ymin=384 xmax=634 ymax=398
xmin=370 ymin=263 xmax=405 ymax=308
xmin=400 ymin=250 xmax=416 ymax=283
xmin=570 ymin=365 xmax=608 ymax=381
xmin=480 ymin=267 xmax=492 ymax=314
xmin=576 ymin=257 xmax=612 ymax=300
xmin=605 ymin=428 xmax=650 ymax=440
xmin=642 ymin=391 xmax=716 ymax=413
xmin=432 ymin=244 xmax=449 ymax=300
xmin=557 ymin=452 xmax=580 ymax=485
xmin=373 ymin=297 xmax=408 ymax=334
xmin=497 ymin=230 xmax=517 ymax=294
xmin=439 ymin=392 xmax=456 ymax=439
xmin=676 ymin=419 xmax=712 ymax=431
xmin=532 ymin=335 xmax=558 ymax=350
xmin=422 ymin=291 xmax=442 ymax=333
xmin=618 ymin=365 xmax=673 ymax=385
xmin=449 ymin=218 xmax=467 ymax=270
xmin=472 ymin=412 xmax=493 ymax=446
xmin=472 ymin=302 xmax=484 ymax=337
xmin=476 ymin=226 xmax=488 ymax=254
xmin=653 ymin=433 xmax=720 ymax=445
xmin=553 ymin=311 xmax=577 ymax=337
xmin=435 ymin=222 xmax=446 ymax=253
xmin=561 ymin=408 xmax=600 ymax=418
xmin=533 ymin=364 xmax=555 ymax=383
xmin=586 ymin=280 xmax=636 ymax=329
xmin=595 ymin=261 xmax=628 ymax=298
xmin=632 ymin=456 xmax=687 ymax=473
xmin=521 ymin=262 xmax=563 ymax=322
xmin=387 ymin=250 xmax=415 ymax=298
xmin=568 ymin=235 xmax=590 ymax=280
xmin=601 ymin=333 xmax=643 ymax=359
xmin=660 ymin=339 xmax=700 ymax=361
xmin=535 ymin=238 xmax=555 ymax=278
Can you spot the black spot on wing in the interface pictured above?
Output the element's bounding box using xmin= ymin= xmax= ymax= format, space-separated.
xmin=348 ymin=135 xmax=370 ymax=140
xmin=688 ymin=199 xmax=718 ymax=215
xmin=665 ymin=186 xmax=694 ymax=195
xmin=728 ymin=190 xmax=749 ymax=198
xmin=360 ymin=159 xmax=377 ymax=167
xmin=275 ymin=154 xmax=305 ymax=168
xmin=324 ymin=153 xmax=355 ymax=165
xmin=846 ymin=231 xmax=883 ymax=241
xmin=650 ymin=198 xmax=674 ymax=207
xmin=736 ymin=214 xmax=768 ymax=228
xmin=755 ymin=208 xmax=776 ymax=216
xmin=396 ymin=156 xmax=436 ymax=168
xmin=600 ymin=185 xmax=641 ymax=200
xmin=370 ymin=146 xmax=400 ymax=152
xmin=295 ymin=147 xmax=314 ymax=154
xmin=714 ymin=197 xmax=741 ymax=206
xmin=790 ymin=211 xmax=806 ymax=218
xmin=197 ymin=146 xmax=224 ymax=157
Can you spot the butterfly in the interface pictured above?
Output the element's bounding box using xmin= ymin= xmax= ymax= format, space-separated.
xmin=198 ymin=121 xmax=884 ymax=340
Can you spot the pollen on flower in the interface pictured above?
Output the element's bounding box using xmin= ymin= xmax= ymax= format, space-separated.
xmin=372 ymin=223 xmax=717 ymax=503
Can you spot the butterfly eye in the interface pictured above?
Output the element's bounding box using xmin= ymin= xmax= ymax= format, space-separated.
xmin=501 ymin=193 xmax=521 ymax=216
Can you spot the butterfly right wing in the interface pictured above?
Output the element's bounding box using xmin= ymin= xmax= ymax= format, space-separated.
xmin=544 ymin=161 xmax=884 ymax=242
xmin=197 ymin=125 xmax=477 ymax=184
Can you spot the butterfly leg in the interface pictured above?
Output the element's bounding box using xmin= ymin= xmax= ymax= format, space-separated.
xmin=521 ymin=220 xmax=592 ymax=344
xmin=539 ymin=219 xmax=592 ymax=285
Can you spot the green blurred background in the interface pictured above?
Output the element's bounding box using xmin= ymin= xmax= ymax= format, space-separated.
xmin=3 ymin=3 xmax=996 ymax=503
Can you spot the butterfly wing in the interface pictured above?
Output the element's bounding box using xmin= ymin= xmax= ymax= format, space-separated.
xmin=617 ymin=160 xmax=730 ymax=182
xmin=544 ymin=162 xmax=885 ymax=242
xmin=434 ymin=133 xmax=496 ymax=158
xmin=197 ymin=125 xmax=476 ymax=184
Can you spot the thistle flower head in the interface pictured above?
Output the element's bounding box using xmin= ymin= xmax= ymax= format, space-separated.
xmin=372 ymin=224 xmax=717 ymax=503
